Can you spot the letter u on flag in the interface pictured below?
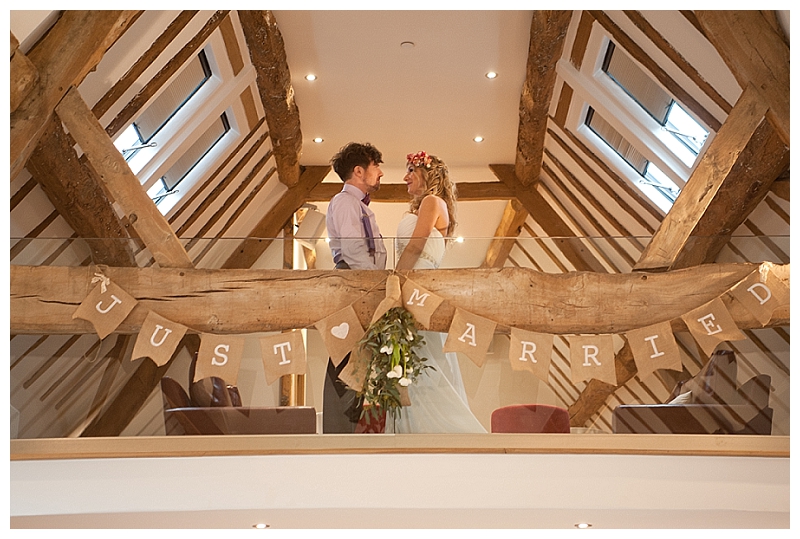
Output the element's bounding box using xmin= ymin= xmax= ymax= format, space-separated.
xmin=194 ymin=334 xmax=245 ymax=384
xmin=131 ymin=311 xmax=188 ymax=366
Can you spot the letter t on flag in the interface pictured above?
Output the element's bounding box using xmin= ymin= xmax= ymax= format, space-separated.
xmin=259 ymin=331 xmax=307 ymax=385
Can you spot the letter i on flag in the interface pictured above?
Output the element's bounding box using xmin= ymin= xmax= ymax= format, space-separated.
xmin=259 ymin=331 xmax=307 ymax=385
xmin=625 ymin=321 xmax=681 ymax=379
xmin=131 ymin=311 xmax=188 ymax=366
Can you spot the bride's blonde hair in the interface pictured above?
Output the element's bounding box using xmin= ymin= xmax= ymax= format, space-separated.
xmin=408 ymin=153 xmax=458 ymax=238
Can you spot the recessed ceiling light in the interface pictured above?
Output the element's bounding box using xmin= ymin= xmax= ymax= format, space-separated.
xmin=305 ymin=74 xmax=317 ymax=81
xmin=473 ymin=136 xmax=484 ymax=143
xmin=575 ymin=523 xmax=592 ymax=529
xmin=485 ymin=71 xmax=498 ymax=79
xmin=313 ymin=137 xmax=324 ymax=143
xmin=253 ymin=523 xmax=270 ymax=529
xmin=400 ymin=41 xmax=415 ymax=49
xmin=455 ymin=236 xmax=464 ymax=243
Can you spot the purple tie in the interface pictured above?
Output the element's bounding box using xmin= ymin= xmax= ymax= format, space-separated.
xmin=362 ymin=193 xmax=371 ymax=205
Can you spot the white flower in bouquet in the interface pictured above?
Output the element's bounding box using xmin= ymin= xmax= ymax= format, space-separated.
xmin=398 ymin=377 xmax=411 ymax=387
xmin=386 ymin=365 xmax=403 ymax=379
xmin=380 ymin=344 xmax=393 ymax=355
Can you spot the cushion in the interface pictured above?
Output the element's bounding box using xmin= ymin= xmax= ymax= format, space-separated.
xmin=668 ymin=391 xmax=692 ymax=405
xmin=190 ymin=376 xmax=234 ymax=407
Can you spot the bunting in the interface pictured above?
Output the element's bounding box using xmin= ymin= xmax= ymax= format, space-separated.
xmin=70 ymin=263 xmax=788 ymax=392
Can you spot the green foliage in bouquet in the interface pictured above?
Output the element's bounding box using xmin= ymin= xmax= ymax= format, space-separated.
xmin=357 ymin=306 xmax=434 ymax=424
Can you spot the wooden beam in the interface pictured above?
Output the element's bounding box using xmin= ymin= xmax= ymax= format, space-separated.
xmin=516 ymin=11 xmax=572 ymax=186
xmin=80 ymin=334 xmax=199 ymax=437
xmin=308 ymin=181 xmax=514 ymax=203
xmin=239 ymin=10 xmax=302 ymax=188
xmin=221 ymin=165 xmax=331 ymax=269
xmin=481 ymin=199 xmax=529 ymax=268
xmin=104 ymin=11 xmax=229 ymax=139
xmin=490 ymin=164 xmax=607 ymax=272
xmin=11 ymin=263 xmax=788 ymax=335
xmin=55 ymin=87 xmax=192 ymax=269
xmin=26 ymin=114 xmax=136 ymax=267
xmin=695 ymin=10 xmax=790 ymax=147
xmin=10 ymin=32 xmax=39 ymax=114
xmin=10 ymin=11 xmax=140 ymax=179
xmin=770 ymin=174 xmax=789 ymax=202
xmin=635 ymin=84 xmax=788 ymax=272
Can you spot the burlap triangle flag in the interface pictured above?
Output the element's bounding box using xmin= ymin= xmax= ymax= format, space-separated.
xmin=625 ymin=320 xmax=682 ymax=379
xmin=681 ymin=297 xmax=747 ymax=357
xmin=259 ymin=331 xmax=307 ymax=385
xmin=729 ymin=266 xmax=790 ymax=326
xmin=508 ymin=328 xmax=553 ymax=382
xmin=314 ymin=305 xmax=365 ymax=366
xmin=401 ymin=277 xmax=444 ymax=329
xmin=442 ymin=308 xmax=497 ymax=367
xmin=371 ymin=274 xmax=403 ymax=325
xmin=338 ymin=342 xmax=372 ymax=392
xmin=130 ymin=310 xmax=188 ymax=367
xmin=569 ymin=334 xmax=617 ymax=385
xmin=193 ymin=334 xmax=245 ymax=384
xmin=72 ymin=278 xmax=137 ymax=340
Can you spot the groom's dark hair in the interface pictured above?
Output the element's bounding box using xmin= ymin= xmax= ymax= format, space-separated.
xmin=331 ymin=142 xmax=383 ymax=181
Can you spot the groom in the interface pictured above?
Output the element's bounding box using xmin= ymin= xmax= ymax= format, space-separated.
xmin=323 ymin=142 xmax=387 ymax=433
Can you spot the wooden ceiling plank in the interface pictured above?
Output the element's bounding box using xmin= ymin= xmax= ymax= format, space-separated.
xmin=11 ymin=263 xmax=788 ymax=335
xmin=490 ymin=164 xmax=606 ymax=273
xmin=634 ymin=84 xmax=787 ymax=272
xmin=105 ymin=10 xmax=229 ymax=139
xmin=55 ymin=87 xmax=193 ymax=269
xmin=694 ymin=10 xmax=790 ymax=147
xmin=239 ymin=10 xmax=302 ymax=188
xmin=172 ymin=122 xmax=268 ymax=233
xmin=221 ymin=165 xmax=331 ymax=269
xmin=11 ymin=11 xmax=140 ymax=179
xmin=522 ymin=222 xmax=569 ymax=273
xmin=27 ymin=114 xmax=136 ymax=267
xmin=480 ymin=199 xmax=529 ymax=268
xmin=516 ymin=10 xmax=572 ymax=186
xmin=590 ymin=10 xmax=721 ymax=132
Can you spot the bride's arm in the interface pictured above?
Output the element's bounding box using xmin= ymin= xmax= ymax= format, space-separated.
xmin=395 ymin=195 xmax=446 ymax=270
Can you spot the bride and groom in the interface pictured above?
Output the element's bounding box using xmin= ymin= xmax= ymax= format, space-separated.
xmin=323 ymin=142 xmax=487 ymax=434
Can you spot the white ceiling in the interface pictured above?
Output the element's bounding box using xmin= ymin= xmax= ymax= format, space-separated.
xmin=272 ymin=10 xmax=534 ymax=169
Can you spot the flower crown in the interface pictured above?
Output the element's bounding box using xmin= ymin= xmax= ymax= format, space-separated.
xmin=407 ymin=151 xmax=433 ymax=169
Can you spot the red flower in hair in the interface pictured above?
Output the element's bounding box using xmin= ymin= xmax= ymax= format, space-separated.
xmin=406 ymin=151 xmax=433 ymax=169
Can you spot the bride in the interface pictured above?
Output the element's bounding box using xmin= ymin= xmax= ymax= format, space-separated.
xmin=388 ymin=151 xmax=487 ymax=433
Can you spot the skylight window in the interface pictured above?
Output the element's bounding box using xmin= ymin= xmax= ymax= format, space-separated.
xmin=585 ymin=106 xmax=679 ymax=213
xmin=602 ymin=41 xmax=708 ymax=167
xmin=147 ymin=112 xmax=230 ymax=210
xmin=114 ymin=49 xmax=212 ymax=172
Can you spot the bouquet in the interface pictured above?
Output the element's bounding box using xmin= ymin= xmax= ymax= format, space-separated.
xmin=357 ymin=306 xmax=433 ymax=424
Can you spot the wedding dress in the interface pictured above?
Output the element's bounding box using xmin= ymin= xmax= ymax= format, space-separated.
xmin=386 ymin=213 xmax=487 ymax=433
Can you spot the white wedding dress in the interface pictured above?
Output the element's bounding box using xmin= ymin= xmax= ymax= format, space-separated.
xmin=386 ymin=213 xmax=487 ymax=433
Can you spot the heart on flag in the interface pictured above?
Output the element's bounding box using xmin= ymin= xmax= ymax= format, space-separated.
xmin=331 ymin=322 xmax=350 ymax=339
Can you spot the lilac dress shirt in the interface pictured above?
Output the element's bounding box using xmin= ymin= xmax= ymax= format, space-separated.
xmin=326 ymin=183 xmax=387 ymax=270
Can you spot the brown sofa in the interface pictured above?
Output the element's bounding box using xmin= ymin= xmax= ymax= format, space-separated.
xmin=160 ymin=376 xmax=317 ymax=435
xmin=612 ymin=350 xmax=773 ymax=435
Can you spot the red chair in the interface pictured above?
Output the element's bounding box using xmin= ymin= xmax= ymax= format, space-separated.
xmin=491 ymin=404 xmax=571 ymax=433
